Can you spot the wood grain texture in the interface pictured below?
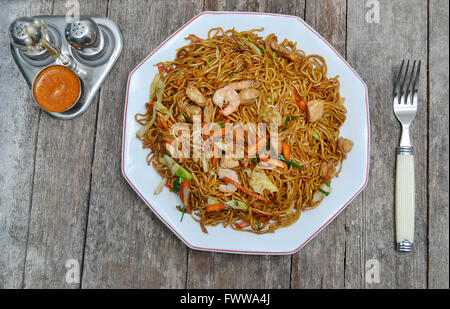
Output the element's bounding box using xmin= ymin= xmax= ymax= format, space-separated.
xmin=80 ymin=0 xmax=203 ymax=289
xmin=21 ymin=0 xmax=108 ymax=289
xmin=347 ymin=0 xmax=428 ymax=288
xmin=428 ymin=0 xmax=449 ymax=289
xmin=290 ymin=0 xmax=348 ymax=289
xmin=185 ymin=0 xmax=304 ymax=289
xmin=1 ymin=0 xmax=448 ymax=289
xmin=0 ymin=0 xmax=53 ymax=289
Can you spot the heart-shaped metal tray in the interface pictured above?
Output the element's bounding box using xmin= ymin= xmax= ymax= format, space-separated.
xmin=10 ymin=15 xmax=123 ymax=120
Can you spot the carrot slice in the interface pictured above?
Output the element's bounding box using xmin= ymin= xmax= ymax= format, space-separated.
xmin=247 ymin=136 xmax=267 ymax=158
xmin=206 ymin=202 xmax=228 ymax=213
xmin=281 ymin=142 xmax=291 ymax=162
xmin=202 ymin=122 xmax=209 ymax=138
xmin=189 ymin=44 xmax=197 ymax=54
xmin=180 ymin=180 xmax=191 ymax=213
xmin=149 ymin=142 xmax=159 ymax=149
xmin=235 ymin=221 xmax=250 ymax=229
xmin=157 ymin=116 xmax=169 ymax=130
xmin=293 ymin=86 xmax=307 ymax=112
xmin=222 ymin=177 xmax=271 ymax=204
xmin=260 ymin=158 xmax=285 ymax=169
xmin=211 ymin=125 xmax=231 ymax=138
xmin=157 ymin=65 xmax=166 ymax=75
xmin=176 ymin=78 xmax=184 ymax=86
xmin=235 ymin=216 xmax=270 ymax=229
xmin=211 ymin=145 xmax=219 ymax=168
xmin=256 ymin=215 xmax=271 ymax=223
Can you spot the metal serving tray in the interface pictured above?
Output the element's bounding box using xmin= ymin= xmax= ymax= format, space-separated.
xmin=10 ymin=15 xmax=123 ymax=120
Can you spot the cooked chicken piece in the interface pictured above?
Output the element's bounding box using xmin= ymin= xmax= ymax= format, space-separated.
xmin=319 ymin=161 xmax=336 ymax=181
xmin=228 ymin=80 xmax=260 ymax=91
xmin=203 ymin=98 xmax=215 ymax=123
xmin=179 ymin=98 xmax=202 ymax=119
xmin=221 ymin=157 xmax=240 ymax=169
xmin=218 ymin=168 xmax=240 ymax=193
xmin=269 ymin=35 xmax=301 ymax=62
xmin=186 ymin=85 xmax=206 ymax=107
xmin=306 ymin=99 xmax=325 ymax=123
xmin=261 ymin=105 xmax=283 ymax=127
xmin=165 ymin=129 xmax=190 ymax=158
xmin=338 ymin=137 xmax=354 ymax=157
xmin=239 ymin=88 xmax=260 ymax=105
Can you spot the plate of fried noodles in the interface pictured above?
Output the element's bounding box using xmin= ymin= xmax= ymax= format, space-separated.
xmin=122 ymin=12 xmax=369 ymax=254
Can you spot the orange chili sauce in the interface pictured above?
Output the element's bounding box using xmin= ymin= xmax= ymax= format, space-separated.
xmin=33 ymin=65 xmax=81 ymax=112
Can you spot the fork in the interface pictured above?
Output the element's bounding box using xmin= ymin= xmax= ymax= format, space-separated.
xmin=393 ymin=60 xmax=421 ymax=252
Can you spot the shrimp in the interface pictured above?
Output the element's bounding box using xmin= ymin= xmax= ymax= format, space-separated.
xmin=218 ymin=168 xmax=240 ymax=193
xmin=213 ymin=80 xmax=260 ymax=115
xmin=213 ymin=86 xmax=241 ymax=116
xmin=186 ymin=85 xmax=206 ymax=107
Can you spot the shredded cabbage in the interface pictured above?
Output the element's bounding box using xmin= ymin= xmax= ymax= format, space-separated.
xmin=136 ymin=108 xmax=156 ymax=138
xmin=136 ymin=74 xmax=167 ymax=138
xmin=154 ymin=178 xmax=167 ymax=195
xmin=151 ymin=74 xmax=169 ymax=119
xmin=225 ymin=200 xmax=248 ymax=211
xmin=207 ymin=196 xmax=220 ymax=205
xmin=159 ymin=154 xmax=193 ymax=181
xmin=287 ymin=199 xmax=297 ymax=214
xmin=312 ymin=183 xmax=332 ymax=204
xmin=249 ymin=169 xmax=278 ymax=194
xmin=241 ymin=37 xmax=262 ymax=56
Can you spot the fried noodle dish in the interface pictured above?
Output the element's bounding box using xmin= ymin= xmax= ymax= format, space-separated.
xmin=135 ymin=27 xmax=353 ymax=234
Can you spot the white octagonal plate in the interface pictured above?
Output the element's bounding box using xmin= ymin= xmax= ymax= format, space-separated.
xmin=122 ymin=12 xmax=370 ymax=255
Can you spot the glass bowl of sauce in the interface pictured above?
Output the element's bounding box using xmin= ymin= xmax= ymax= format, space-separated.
xmin=32 ymin=65 xmax=81 ymax=112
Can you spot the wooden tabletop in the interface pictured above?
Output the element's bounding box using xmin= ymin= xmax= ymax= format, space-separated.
xmin=0 ymin=0 xmax=448 ymax=289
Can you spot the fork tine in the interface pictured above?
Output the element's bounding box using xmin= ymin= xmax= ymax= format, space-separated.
xmin=412 ymin=60 xmax=421 ymax=105
xmin=406 ymin=60 xmax=417 ymax=105
xmin=394 ymin=60 xmax=405 ymax=99
xmin=400 ymin=60 xmax=410 ymax=104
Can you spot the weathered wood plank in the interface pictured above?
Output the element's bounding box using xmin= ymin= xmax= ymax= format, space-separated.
xmin=347 ymin=0 xmax=428 ymax=288
xmin=0 ymin=0 xmax=53 ymax=289
xmin=290 ymin=0 xmax=348 ymax=289
xmin=21 ymin=0 xmax=108 ymax=289
xmin=428 ymin=0 xmax=449 ymax=289
xmin=186 ymin=0 xmax=303 ymax=289
xmin=80 ymin=0 xmax=203 ymax=288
